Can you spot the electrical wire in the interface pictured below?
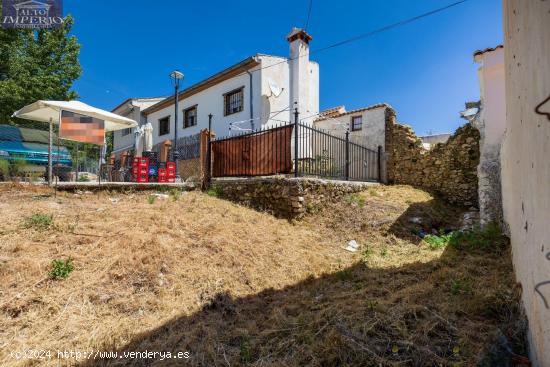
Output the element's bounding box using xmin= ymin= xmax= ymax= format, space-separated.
xmin=304 ymin=0 xmax=313 ymax=31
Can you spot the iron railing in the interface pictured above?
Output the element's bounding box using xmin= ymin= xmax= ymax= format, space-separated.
xmin=208 ymin=119 xmax=381 ymax=182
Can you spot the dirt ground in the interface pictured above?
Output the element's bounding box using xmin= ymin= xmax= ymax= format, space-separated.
xmin=0 ymin=183 xmax=526 ymax=366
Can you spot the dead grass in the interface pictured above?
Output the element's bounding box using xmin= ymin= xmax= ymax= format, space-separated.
xmin=0 ymin=183 xmax=526 ymax=366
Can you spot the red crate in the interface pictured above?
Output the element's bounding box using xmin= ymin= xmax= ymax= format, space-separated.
xmin=158 ymin=176 xmax=167 ymax=183
xmin=167 ymin=177 xmax=175 ymax=183
xmin=166 ymin=162 xmax=175 ymax=170
xmin=158 ymin=168 xmax=166 ymax=176
xmin=135 ymin=175 xmax=148 ymax=183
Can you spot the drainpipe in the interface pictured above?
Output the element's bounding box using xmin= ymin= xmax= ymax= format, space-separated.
xmin=246 ymin=70 xmax=254 ymax=131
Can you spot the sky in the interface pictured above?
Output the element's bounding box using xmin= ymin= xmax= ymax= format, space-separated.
xmin=69 ymin=0 xmax=503 ymax=136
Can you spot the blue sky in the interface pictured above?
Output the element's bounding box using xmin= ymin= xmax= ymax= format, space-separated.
xmin=69 ymin=0 xmax=502 ymax=135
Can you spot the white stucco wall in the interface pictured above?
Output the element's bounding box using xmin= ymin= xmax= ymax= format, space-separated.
xmin=145 ymin=69 xmax=261 ymax=145
xmin=314 ymin=107 xmax=387 ymax=152
xmin=474 ymin=47 xmax=506 ymax=226
xmin=501 ymin=1 xmax=550 ymax=365
xmin=112 ymin=98 xmax=164 ymax=154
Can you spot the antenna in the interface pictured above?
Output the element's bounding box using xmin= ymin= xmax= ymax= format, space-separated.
xmin=267 ymin=78 xmax=283 ymax=98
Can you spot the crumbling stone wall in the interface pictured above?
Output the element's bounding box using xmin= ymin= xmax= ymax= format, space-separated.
xmin=386 ymin=120 xmax=480 ymax=206
xmin=212 ymin=177 xmax=374 ymax=219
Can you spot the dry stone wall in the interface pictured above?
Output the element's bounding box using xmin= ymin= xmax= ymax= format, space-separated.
xmin=212 ymin=177 xmax=374 ymax=219
xmin=386 ymin=120 xmax=480 ymax=206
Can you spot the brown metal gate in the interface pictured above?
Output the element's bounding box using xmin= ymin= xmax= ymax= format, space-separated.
xmin=211 ymin=124 xmax=293 ymax=177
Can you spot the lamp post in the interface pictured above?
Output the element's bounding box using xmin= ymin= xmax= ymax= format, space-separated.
xmin=170 ymin=70 xmax=184 ymax=182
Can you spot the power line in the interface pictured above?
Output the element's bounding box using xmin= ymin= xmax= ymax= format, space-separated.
xmin=304 ymin=0 xmax=313 ymax=31
xmin=225 ymin=0 xmax=470 ymax=80
xmin=173 ymin=0 xmax=470 ymax=105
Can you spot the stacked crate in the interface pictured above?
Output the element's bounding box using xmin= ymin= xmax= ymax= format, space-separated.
xmin=132 ymin=157 xmax=149 ymax=183
xmin=157 ymin=162 xmax=176 ymax=183
xmin=167 ymin=162 xmax=176 ymax=183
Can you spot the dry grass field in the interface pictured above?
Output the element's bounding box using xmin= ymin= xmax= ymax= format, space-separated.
xmin=0 ymin=183 xmax=527 ymax=366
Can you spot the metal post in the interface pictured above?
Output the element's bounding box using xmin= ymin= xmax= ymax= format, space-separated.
xmin=174 ymin=83 xmax=180 ymax=182
xmin=345 ymin=129 xmax=350 ymax=181
xmin=206 ymin=113 xmax=213 ymax=188
xmin=294 ymin=107 xmax=299 ymax=178
xmin=377 ymin=145 xmax=382 ymax=182
xmin=48 ymin=117 xmax=53 ymax=185
xmin=75 ymin=143 xmax=79 ymax=181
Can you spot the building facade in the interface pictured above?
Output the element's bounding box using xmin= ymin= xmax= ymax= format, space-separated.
xmin=113 ymin=28 xmax=319 ymax=156
xmin=111 ymin=97 xmax=165 ymax=155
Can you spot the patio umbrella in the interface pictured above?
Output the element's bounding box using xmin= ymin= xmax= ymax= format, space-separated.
xmin=134 ymin=126 xmax=144 ymax=157
xmin=143 ymin=122 xmax=153 ymax=152
xmin=12 ymin=100 xmax=137 ymax=131
xmin=12 ymin=100 xmax=138 ymax=184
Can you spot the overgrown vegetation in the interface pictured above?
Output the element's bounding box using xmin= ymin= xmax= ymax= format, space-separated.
xmin=0 ymin=185 xmax=526 ymax=366
xmin=206 ymin=184 xmax=223 ymax=197
xmin=423 ymin=223 xmax=504 ymax=252
xmin=345 ymin=193 xmax=365 ymax=208
xmin=23 ymin=213 xmax=53 ymax=230
xmin=48 ymin=258 xmax=74 ymax=280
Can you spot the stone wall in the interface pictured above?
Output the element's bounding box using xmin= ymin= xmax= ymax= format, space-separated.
xmin=386 ymin=121 xmax=480 ymax=206
xmin=212 ymin=177 xmax=374 ymax=219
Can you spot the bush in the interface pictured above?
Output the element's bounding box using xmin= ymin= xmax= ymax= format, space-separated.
xmin=424 ymin=232 xmax=453 ymax=250
xmin=0 ymin=159 xmax=9 ymax=181
xmin=23 ymin=213 xmax=53 ymax=230
xmin=169 ymin=189 xmax=181 ymax=201
xmin=48 ymin=258 xmax=74 ymax=280
xmin=449 ymin=223 xmax=503 ymax=251
xmin=345 ymin=193 xmax=365 ymax=208
xmin=206 ymin=184 xmax=223 ymax=197
xmin=77 ymin=175 xmax=90 ymax=182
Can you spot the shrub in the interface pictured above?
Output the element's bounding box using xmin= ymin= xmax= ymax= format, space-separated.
xmin=424 ymin=232 xmax=453 ymax=250
xmin=169 ymin=189 xmax=181 ymax=201
xmin=345 ymin=193 xmax=365 ymax=208
xmin=48 ymin=258 xmax=74 ymax=280
xmin=77 ymin=175 xmax=90 ymax=182
xmin=206 ymin=184 xmax=223 ymax=197
xmin=0 ymin=159 xmax=9 ymax=181
xmin=23 ymin=213 xmax=53 ymax=230
xmin=449 ymin=223 xmax=503 ymax=251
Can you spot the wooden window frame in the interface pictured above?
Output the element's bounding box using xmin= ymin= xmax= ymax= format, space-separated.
xmin=183 ymin=105 xmax=198 ymax=128
xmin=351 ymin=115 xmax=363 ymax=131
xmin=223 ymin=86 xmax=244 ymax=116
xmin=158 ymin=116 xmax=171 ymax=136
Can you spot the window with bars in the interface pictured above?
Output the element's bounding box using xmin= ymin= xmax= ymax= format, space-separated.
xmin=159 ymin=116 xmax=170 ymax=136
xmin=224 ymin=87 xmax=244 ymax=116
xmin=351 ymin=115 xmax=363 ymax=131
xmin=184 ymin=106 xmax=197 ymax=128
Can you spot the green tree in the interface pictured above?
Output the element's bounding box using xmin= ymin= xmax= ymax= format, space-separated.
xmin=0 ymin=6 xmax=81 ymax=124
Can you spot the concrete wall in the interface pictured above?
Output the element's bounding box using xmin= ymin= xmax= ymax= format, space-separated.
xmin=473 ymin=47 xmax=506 ymax=227
xmin=501 ymin=1 xmax=550 ymax=365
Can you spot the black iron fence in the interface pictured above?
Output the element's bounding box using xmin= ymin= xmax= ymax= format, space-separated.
xmin=208 ymin=117 xmax=381 ymax=182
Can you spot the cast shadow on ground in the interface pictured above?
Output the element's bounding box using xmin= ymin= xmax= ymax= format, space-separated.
xmin=80 ymin=240 xmax=525 ymax=366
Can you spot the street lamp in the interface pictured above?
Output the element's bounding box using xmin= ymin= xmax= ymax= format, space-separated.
xmin=169 ymin=70 xmax=184 ymax=182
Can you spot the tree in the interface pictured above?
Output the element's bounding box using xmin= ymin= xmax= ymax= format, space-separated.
xmin=0 ymin=7 xmax=82 ymax=124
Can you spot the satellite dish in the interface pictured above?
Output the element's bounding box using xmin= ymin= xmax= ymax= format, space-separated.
xmin=268 ymin=78 xmax=283 ymax=98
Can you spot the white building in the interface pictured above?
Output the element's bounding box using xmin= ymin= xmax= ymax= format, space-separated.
xmin=113 ymin=28 xmax=319 ymax=155
xmin=111 ymin=97 xmax=165 ymax=155
xmin=313 ymin=104 xmax=392 ymax=153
